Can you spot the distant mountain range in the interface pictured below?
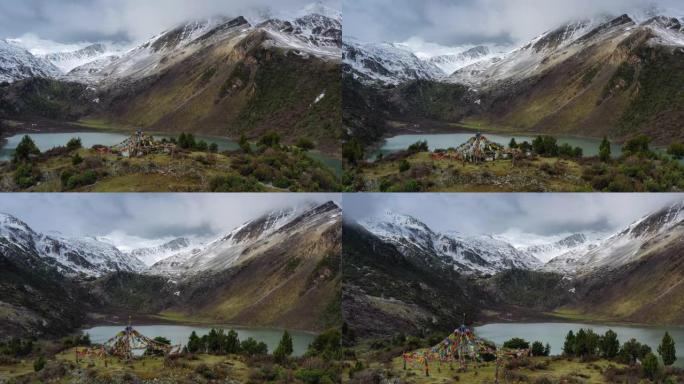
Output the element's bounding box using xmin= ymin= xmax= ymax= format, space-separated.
xmin=343 ymin=8 xmax=684 ymax=145
xmin=344 ymin=201 xmax=684 ymax=338
xmin=0 ymin=201 xmax=341 ymax=338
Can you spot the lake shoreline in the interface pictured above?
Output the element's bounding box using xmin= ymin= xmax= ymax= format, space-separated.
xmin=80 ymin=313 xmax=320 ymax=336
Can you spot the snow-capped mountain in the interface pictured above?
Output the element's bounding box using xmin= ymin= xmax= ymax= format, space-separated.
xmin=65 ymin=6 xmax=340 ymax=85
xmin=448 ymin=12 xmax=684 ymax=88
xmin=124 ymin=237 xmax=194 ymax=267
xmin=521 ymin=233 xmax=597 ymax=264
xmin=0 ymin=213 xmax=145 ymax=277
xmin=0 ymin=40 xmax=61 ymax=83
xmin=343 ymin=38 xmax=444 ymax=84
xmin=38 ymin=43 xmax=122 ymax=74
xmin=359 ymin=212 xmax=541 ymax=275
xmin=427 ymin=46 xmax=501 ymax=76
xmin=149 ymin=201 xmax=341 ymax=277
xmin=544 ymin=202 xmax=684 ymax=276
xmin=1 ymin=2 xmax=341 ymax=86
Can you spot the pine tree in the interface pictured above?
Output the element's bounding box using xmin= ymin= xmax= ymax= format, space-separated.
xmin=658 ymin=332 xmax=676 ymax=366
xmin=187 ymin=331 xmax=202 ymax=353
xmin=274 ymin=331 xmax=294 ymax=363
xmin=599 ymin=137 xmax=611 ymax=162
xmin=13 ymin=135 xmax=40 ymax=163
xmin=599 ymin=329 xmax=620 ymax=359
xmin=563 ymin=330 xmax=576 ymax=356
xmin=509 ymin=138 xmax=518 ymax=149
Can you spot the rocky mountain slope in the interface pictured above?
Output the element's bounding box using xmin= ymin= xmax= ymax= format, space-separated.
xmin=39 ymin=43 xmax=121 ymax=74
xmin=0 ymin=213 xmax=145 ymax=278
xmin=342 ymin=221 xmax=483 ymax=338
xmin=359 ymin=212 xmax=542 ymax=275
xmin=343 ymin=39 xmax=443 ymax=85
xmin=0 ymin=40 xmax=61 ymax=83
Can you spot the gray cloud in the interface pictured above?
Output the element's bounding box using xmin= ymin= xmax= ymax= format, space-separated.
xmin=1 ymin=193 xmax=340 ymax=240
xmin=343 ymin=193 xmax=683 ymax=237
xmin=344 ymin=0 xmax=684 ymax=46
xmin=0 ymin=0 xmax=339 ymax=43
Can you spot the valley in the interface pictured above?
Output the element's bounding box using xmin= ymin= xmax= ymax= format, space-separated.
xmin=342 ymin=9 xmax=684 ymax=192
xmin=342 ymin=195 xmax=684 ymax=383
xmin=0 ymin=197 xmax=343 ymax=382
xmin=0 ymin=2 xmax=343 ymax=192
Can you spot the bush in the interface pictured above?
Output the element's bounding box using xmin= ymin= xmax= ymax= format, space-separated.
xmin=13 ymin=163 xmax=38 ymax=189
xmin=209 ymin=174 xmax=263 ymax=192
xmin=34 ymin=356 xmax=46 ymax=372
xmin=209 ymin=142 xmax=219 ymax=152
xmin=306 ymin=329 xmax=342 ymax=361
xmin=296 ymin=138 xmax=315 ymax=151
xmin=407 ymin=141 xmax=429 ymax=153
xmin=399 ymin=159 xmax=411 ymax=173
xmin=503 ymin=338 xmax=530 ymax=350
xmin=668 ymin=142 xmax=684 ymax=160
xmin=72 ymin=153 xmax=83 ymax=165
xmin=642 ymin=352 xmax=659 ymax=379
xmin=623 ymin=135 xmax=652 ymax=156
xmin=259 ymin=132 xmax=281 ymax=148
xmin=66 ymin=137 xmax=82 ymax=151
xmin=62 ymin=170 xmax=97 ymax=190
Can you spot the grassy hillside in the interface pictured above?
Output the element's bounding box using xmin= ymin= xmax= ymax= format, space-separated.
xmin=100 ymin=31 xmax=342 ymax=155
xmin=562 ymin=236 xmax=684 ymax=324
xmin=169 ymin=222 xmax=342 ymax=332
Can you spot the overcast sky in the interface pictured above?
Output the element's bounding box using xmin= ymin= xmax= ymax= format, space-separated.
xmin=1 ymin=193 xmax=339 ymax=250
xmin=0 ymin=0 xmax=338 ymax=45
xmin=344 ymin=193 xmax=683 ymax=243
xmin=344 ymin=0 xmax=683 ymax=51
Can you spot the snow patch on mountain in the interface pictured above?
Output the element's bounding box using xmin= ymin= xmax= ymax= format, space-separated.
xmin=0 ymin=213 xmax=145 ymax=277
xmin=543 ymin=202 xmax=684 ymax=275
xmin=149 ymin=201 xmax=341 ymax=277
xmin=359 ymin=212 xmax=541 ymax=275
xmin=0 ymin=40 xmax=61 ymax=83
xmin=343 ymin=38 xmax=443 ymax=84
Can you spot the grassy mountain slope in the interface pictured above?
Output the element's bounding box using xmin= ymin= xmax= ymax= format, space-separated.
xmin=170 ymin=221 xmax=342 ymax=331
xmin=563 ymin=235 xmax=684 ymax=324
xmin=480 ymin=30 xmax=684 ymax=143
xmin=100 ymin=31 xmax=341 ymax=154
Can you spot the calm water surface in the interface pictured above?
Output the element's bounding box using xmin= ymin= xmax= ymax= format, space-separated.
xmin=82 ymin=324 xmax=316 ymax=357
xmin=476 ymin=322 xmax=684 ymax=367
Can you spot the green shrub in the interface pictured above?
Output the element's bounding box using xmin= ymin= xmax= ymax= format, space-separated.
xmin=33 ymin=356 xmax=46 ymax=372
xmin=399 ymin=159 xmax=411 ymax=173
xmin=66 ymin=137 xmax=82 ymax=151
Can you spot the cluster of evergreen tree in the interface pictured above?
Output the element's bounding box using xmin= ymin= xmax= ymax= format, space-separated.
xmin=176 ymin=133 xmax=217 ymax=152
xmin=186 ymin=329 xmax=262 ymax=355
xmin=562 ymin=329 xmax=677 ymax=368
